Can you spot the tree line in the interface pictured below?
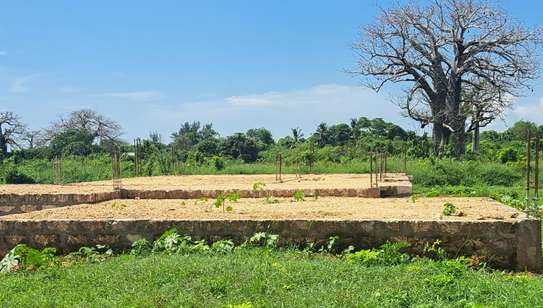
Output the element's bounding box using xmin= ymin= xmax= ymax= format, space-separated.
xmin=0 ymin=109 xmax=540 ymax=167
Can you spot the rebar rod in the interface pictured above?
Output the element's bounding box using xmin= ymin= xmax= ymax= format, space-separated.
xmin=534 ymin=132 xmax=540 ymax=212
xmin=369 ymin=152 xmax=373 ymax=188
xmin=526 ymin=129 xmax=532 ymax=213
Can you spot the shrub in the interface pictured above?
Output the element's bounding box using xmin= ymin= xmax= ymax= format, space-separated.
xmin=4 ymin=170 xmax=36 ymax=184
xmin=497 ymin=147 xmax=519 ymax=164
xmin=293 ymin=190 xmax=305 ymax=202
xmin=211 ymin=240 xmax=235 ymax=254
xmin=130 ymin=239 xmax=152 ymax=256
xmin=442 ymin=203 xmax=457 ymax=216
xmin=246 ymin=232 xmax=279 ymax=248
xmin=212 ymin=156 xmax=225 ymax=170
xmin=0 ymin=244 xmax=56 ymax=272
xmin=346 ymin=241 xmax=411 ymax=266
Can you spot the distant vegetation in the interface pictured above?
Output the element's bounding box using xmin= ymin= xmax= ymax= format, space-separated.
xmin=0 ymin=110 xmax=540 ymax=200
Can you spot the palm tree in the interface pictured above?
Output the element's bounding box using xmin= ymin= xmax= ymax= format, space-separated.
xmin=314 ymin=123 xmax=329 ymax=147
xmin=291 ymin=127 xmax=303 ymax=144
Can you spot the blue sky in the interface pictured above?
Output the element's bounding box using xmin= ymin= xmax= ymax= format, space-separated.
xmin=1 ymin=0 xmax=542 ymax=141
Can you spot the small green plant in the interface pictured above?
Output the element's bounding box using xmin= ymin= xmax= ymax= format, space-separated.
xmin=130 ymin=239 xmax=152 ymax=256
xmin=111 ymin=201 xmax=127 ymax=209
xmin=252 ymin=182 xmax=266 ymax=192
xmin=247 ymin=232 xmax=279 ymax=248
xmin=227 ymin=192 xmax=241 ymax=202
xmin=423 ymin=240 xmax=447 ymax=260
xmin=67 ymin=245 xmax=112 ymax=263
xmin=442 ymin=202 xmax=457 ymax=216
xmin=153 ymin=228 xmax=182 ymax=254
xmin=211 ymin=240 xmax=235 ymax=254
xmin=293 ymin=190 xmax=305 ymax=202
xmin=0 ymin=244 xmax=57 ymax=272
xmin=319 ymin=235 xmax=340 ymax=253
xmin=214 ymin=194 xmax=233 ymax=212
xmin=0 ymin=248 xmax=19 ymax=273
xmin=346 ymin=249 xmax=381 ymax=266
xmin=195 ymin=197 xmax=208 ymax=205
xmin=346 ymin=241 xmax=411 ymax=266
xmin=263 ymin=195 xmax=279 ymax=204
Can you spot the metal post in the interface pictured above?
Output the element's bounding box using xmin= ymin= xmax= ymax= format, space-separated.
xmin=275 ymin=154 xmax=278 ymax=181
xmin=526 ymin=129 xmax=532 ymax=213
xmin=379 ymin=152 xmax=384 ymax=181
xmin=403 ymin=146 xmax=407 ymax=174
xmin=384 ymin=152 xmax=388 ymax=178
xmin=134 ymin=138 xmax=141 ymax=177
xmin=53 ymin=156 xmax=64 ymax=185
xmin=112 ymin=148 xmax=122 ymax=191
xmin=369 ymin=152 xmax=373 ymax=188
xmin=534 ymin=132 xmax=540 ymax=212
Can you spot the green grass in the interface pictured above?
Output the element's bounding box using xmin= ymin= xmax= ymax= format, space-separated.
xmin=1 ymin=248 xmax=542 ymax=307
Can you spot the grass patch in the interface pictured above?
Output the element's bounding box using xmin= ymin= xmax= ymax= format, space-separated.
xmin=1 ymin=248 xmax=543 ymax=307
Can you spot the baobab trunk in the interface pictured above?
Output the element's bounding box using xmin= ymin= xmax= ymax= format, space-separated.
xmin=452 ymin=118 xmax=467 ymax=158
xmin=0 ymin=134 xmax=7 ymax=159
xmin=432 ymin=123 xmax=450 ymax=156
xmin=472 ymin=122 xmax=480 ymax=154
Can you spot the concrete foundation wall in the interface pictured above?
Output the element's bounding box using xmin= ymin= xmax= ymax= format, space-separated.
xmin=0 ymin=192 xmax=120 ymax=216
xmin=0 ymin=218 xmax=539 ymax=271
xmin=0 ymin=187 xmax=395 ymax=216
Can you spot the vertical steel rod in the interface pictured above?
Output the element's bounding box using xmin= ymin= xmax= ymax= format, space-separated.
xmin=403 ymin=147 xmax=407 ymax=174
xmin=384 ymin=152 xmax=388 ymax=178
xmin=534 ymin=132 xmax=540 ymax=211
xmin=369 ymin=152 xmax=373 ymax=188
xmin=526 ymin=129 xmax=532 ymax=213
xmin=279 ymin=154 xmax=283 ymax=182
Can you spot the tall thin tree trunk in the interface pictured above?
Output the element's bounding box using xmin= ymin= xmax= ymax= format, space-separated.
xmin=432 ymin=123 xmax=450 ymax=156
xmin=432 ymin=123 xmax=443 ymax=156
xmin=453 ymin=121 xmax=466 ymax=158
xmin=472 ymin=122 xmax=480 ymax=154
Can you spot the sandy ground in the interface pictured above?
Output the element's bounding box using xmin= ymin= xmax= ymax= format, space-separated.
xmin=1 ymin=197 xmax=522 ymax=222
xmin=0 ymin=173 xmax=410 ymax=195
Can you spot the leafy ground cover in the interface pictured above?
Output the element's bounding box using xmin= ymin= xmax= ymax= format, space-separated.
xmin=1 ymin=247 xmax=542 ymax=306
xmin=1 ymin=230 xmax=543 ymax=307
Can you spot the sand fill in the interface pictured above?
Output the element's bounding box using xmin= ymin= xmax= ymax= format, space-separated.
xmin=1 ymin=197 xmax=521 ymax=222
xmin=0 ymin=173 xmax=410 ymax=195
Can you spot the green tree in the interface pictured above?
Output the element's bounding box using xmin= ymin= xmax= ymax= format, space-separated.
xmin=50 ymin=128 xmax=97 ymax=157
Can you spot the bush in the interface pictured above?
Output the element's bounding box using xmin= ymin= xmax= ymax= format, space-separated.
xmin=212 ymin=156 xmax=225 ymax=170
xmin=346 ymin=242 xmax=411 ymax=266
xmin=497 ymin=147 xmax=519 ymax=164
xmin=4 ymin=170 xmax=36 ymax=184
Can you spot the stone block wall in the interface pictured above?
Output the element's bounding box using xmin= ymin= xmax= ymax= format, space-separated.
xmin=0 ymin=218 xmax=539 ymax=271
xmin=0 ymin=192 xmax=120 ymax=216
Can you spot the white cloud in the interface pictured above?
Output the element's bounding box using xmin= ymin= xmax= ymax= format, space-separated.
xmin=102 ymin=90 xmax=162 ymax=101
xmin=485 ymin=96 xmax=543 ymax=131
xmin=226 ymin=84 xmax=376 ymax=108
xmin=9 ymin=74 xmax=39 ymax=93
xmin=146 ymin=84 xmax=416 ymax=138
xmin=512 ymin=97 xmax=543 ymax=121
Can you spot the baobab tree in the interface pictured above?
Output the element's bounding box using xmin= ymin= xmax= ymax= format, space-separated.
xmin=0 ymin=112 xmax=26 ymax=158
xmin=463 ymin=80 xmax=512 ymax=153
xmin=46 ymin=109 xmax=122 ymax=143
xmin=352 ymin=0 xmax=541 ymax=156
xmin=21 ymin=130 xmax=44 ymax=149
